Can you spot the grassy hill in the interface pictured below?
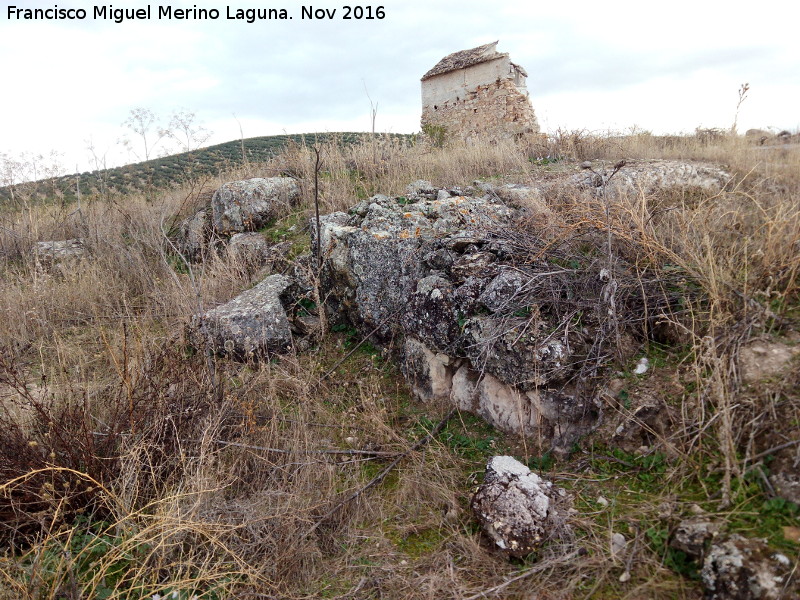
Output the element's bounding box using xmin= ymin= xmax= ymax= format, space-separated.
xmin=0 ymin=132 xmax=410 ymax=205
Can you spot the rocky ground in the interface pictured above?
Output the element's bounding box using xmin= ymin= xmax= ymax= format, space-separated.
xmin=2 ymin=136 xmax=798 ymax=599
xmin=173 ymin=161 xmax=798 ymax=598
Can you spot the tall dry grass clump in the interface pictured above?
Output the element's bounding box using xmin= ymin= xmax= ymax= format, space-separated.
xmin=527 ymin=132 xmax=800 ymax=505
xmin=264 ymin=133 xmax=532 ymax=213
xmin=0 ymin=170 xmax=470 ymax=596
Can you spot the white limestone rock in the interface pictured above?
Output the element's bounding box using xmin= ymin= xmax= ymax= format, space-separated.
xmin=570 ymin=160 xmax=731 ymax=198
xmin=738 ymin=340 xmax=799 ymax=385
xmin=471 ymin=456 xmax=571 ymax=557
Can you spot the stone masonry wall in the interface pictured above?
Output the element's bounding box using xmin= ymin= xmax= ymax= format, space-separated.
xmin=422 ymin=56 xmax=512 ymax=108
xmin=421 ymin=77 xmax=540 ymax=143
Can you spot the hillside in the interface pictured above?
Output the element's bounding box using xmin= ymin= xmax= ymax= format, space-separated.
xmin=0 ymin=132 xmax=410 ymax=204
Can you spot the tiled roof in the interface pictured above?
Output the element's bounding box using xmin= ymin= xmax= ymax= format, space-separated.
xmin=421 ymin=41 xmax=505 ymax=81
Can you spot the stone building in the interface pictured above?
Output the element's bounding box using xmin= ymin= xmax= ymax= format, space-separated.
xmin=420 ymin=41 xmax=540 ymax=143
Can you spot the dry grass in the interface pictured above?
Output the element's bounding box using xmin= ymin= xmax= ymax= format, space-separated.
xmin=1 ymin=130 xmax=798 ymax=598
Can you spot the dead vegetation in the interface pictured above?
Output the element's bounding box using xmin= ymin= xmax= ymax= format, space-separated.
xmin=0 ymin=130 xmax=798 ymax=598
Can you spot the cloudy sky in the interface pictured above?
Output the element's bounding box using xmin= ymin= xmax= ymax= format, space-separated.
xmin=1 ymin=0 xmax=798 ymax=173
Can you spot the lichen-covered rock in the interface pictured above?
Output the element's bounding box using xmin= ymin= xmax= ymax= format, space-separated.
xmin=35 ymin=239 xmax=85 ymax=263
xmin=191 ymin=274 xmax=299 ymax=359
xmin=471 ymin=456 xmax=571 ymax=557
xmin=405 ymin=179 xmax=438 ymax=199
xmin=315 ymin=187 xmax=606 ymax=448
xmin=227 ymin=232 xmax=271 ymax=263
xmin=462 ymin=315 xmax=570 ymax=389
xmin=570 ymin=160 xmax=731 ymax=198
xmin=317 ymin=192 xmax=512 ymax=337
xmin=405 ymin=275 xmax=460 ymax=351
xmin=316 ymin=193 xmax=515 ymax=339
xmin=316 ymin=172 xmax=718 ymax=446
xmin=212 ymin=177 xmax=299 ymax=234
xmin=702 ymin=534 xmax=797 ymax=599
xmin=477 ymin=268 xmax=529 ymax=313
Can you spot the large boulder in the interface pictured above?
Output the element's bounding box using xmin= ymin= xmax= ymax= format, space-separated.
xmin=212 ymin=177 xmax=299 ymax=235
xmin=315 ymin=188 xmax=604 ymax=449
xmin=471 ymin=456 xmax=571 ymax=557
xmin=315 ymin=192 xmax=516 ymax=337
xmin=191 ymin=274 xmax=300 ymax=359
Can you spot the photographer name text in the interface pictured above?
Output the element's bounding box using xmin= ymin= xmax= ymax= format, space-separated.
xmin=6 ymin=5 xmax=386 ymax=24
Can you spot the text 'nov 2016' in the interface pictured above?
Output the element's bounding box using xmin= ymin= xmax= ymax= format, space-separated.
xmin=5 ymin=5 xmax=386 ymax=24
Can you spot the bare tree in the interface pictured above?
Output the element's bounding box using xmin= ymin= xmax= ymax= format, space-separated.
xmin=232 ymin=113 xmax=247 ymax=165
xmin=120 ymin=107 xmax=170 ymax=161
xmin=34 ymin=150 xmax=64 ymax=182
xmin=0 ymin=152 xmax=27 ymax=205
xmin=0 ymin=150 xmax=64 ymax=206
xmin=166 ymin=109 xmax=212 ymax=152
xmin=363 ymin=81 xmax=378 ymax=137
xmin=363 ymin=81 xmax=379 ymax=166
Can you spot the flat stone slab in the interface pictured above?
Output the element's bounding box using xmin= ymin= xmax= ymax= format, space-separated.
xmin=192 ymin=274 xmax=298 ymax=359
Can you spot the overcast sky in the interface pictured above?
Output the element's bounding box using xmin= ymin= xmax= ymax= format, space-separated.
xmin=1 ymin=0 xmax=798 ymax=173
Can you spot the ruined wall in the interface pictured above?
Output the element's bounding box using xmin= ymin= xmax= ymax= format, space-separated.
xmin=422 ymin=56 xmax=513 ymax=107
xmin=421 ymin=76 xmax=539 ymax=143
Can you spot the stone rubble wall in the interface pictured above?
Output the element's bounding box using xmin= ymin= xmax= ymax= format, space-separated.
xmin=421 ymin=78 xmax=540 ymax=143
xmin=186 ymin=165 xmax=733 ymax=453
